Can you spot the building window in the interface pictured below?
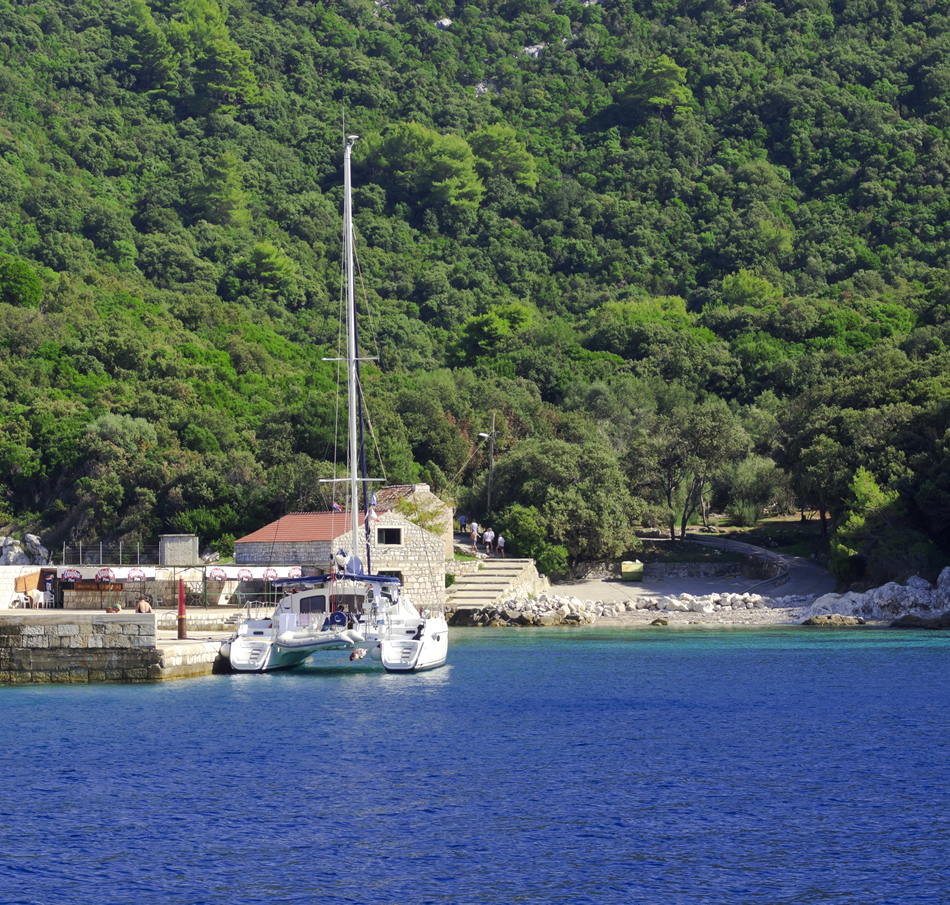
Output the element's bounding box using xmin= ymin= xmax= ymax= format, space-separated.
xmin=377 ymin=527 xmax=402 ymax=546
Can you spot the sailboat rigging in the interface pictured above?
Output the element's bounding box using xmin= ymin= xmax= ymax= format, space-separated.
xmin=222 ymin=135 xmax=449 ymax=673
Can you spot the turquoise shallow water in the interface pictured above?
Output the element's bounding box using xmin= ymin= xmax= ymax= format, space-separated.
xmin=1 ymin=626 xmax=949 ymax=905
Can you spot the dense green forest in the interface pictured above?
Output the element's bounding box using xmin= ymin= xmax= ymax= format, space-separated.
xmin=2 ymin=0 xmax=950 ymax=583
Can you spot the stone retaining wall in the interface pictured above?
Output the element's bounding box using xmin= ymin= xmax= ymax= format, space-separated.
xmin=642 ymin=561 xmax=743 ymax=580
xmin=741 ymin=552 xmax=788 ymax=582
xmin=0 ymin=613 xmax=158 ymax=683
xmin=573 ymin=555 xmax=784 ymax=583
xmin=445 ymin=559 xmax=482 ymax=579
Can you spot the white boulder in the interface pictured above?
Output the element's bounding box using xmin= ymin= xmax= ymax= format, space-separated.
xmin=1 ymin=547 xmax=31 ymax=566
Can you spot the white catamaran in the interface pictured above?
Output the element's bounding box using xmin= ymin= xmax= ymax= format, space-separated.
xmin=224 ymin=136 xmax=448 ymax=674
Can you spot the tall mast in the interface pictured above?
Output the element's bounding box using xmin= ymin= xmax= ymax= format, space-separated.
xmin=344 ymin=135 xmax=359 ymax=561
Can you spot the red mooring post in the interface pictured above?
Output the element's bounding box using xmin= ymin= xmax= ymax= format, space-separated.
xmin=177 ymin=577 xmax=187 ymax=639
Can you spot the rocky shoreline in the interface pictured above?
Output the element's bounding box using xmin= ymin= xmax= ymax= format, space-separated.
xmin=450 ymin=590 xmax=813 ymax=628
xmin=449 ymin=567 xmax=950 ymax=629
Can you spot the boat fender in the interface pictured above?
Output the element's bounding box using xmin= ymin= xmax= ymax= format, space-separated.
xmin=220 ymin=642 xmax=231 ymax=657
xmin=370 ymin=643 xmax=382 ymax=662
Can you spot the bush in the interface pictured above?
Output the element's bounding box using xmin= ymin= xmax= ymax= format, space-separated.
xmin=726 ymin=501 xmax=760 ymax=528
xmin=211 ymin=533 xmax=235 ymax=559
xmin=495 ymin=503 xmax=569 ymax=577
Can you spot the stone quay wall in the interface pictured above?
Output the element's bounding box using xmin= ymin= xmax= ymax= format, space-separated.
xmin=0 ymin=613 xmax=158 ymax=683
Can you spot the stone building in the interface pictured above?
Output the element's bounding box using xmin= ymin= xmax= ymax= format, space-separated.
xmin=234 ymin=484 xmax=451 ymax=609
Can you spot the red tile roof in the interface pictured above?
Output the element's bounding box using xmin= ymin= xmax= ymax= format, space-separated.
xmin=235 ymin=512 xmax=366 ymax=545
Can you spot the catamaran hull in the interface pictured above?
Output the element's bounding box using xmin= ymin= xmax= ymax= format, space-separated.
xmin=380 ymin=618 xmax=449 ymax=673
xmin=228 ymin=633 xmax=357 ymax=672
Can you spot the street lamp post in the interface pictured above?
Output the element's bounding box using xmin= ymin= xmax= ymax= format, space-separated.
xmin=477 ymin=412 xmax=496 ymax=516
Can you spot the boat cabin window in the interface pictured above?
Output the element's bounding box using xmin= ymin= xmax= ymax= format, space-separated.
xmin=377 ymin=527 xmax=402 ymax=546
xmin=299 ymin=595 xmax=327 ymax=614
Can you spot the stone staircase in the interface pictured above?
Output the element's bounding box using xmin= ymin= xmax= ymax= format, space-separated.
xmin=446 ymin=558 xmax=542 ymax=612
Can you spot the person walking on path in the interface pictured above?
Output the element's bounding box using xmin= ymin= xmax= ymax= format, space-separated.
xmin=496 ymin=534 xmax=505 ymax=558
xmin=483 ymin=528 xmax=495 ymax=555
xmin=470 ymin=521 xmax=479 ymax=554
xmin=459 ymin=514 xmax=466 ymax=536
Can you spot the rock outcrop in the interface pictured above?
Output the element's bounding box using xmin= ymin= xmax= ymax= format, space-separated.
xmin=798 ymin=568 xmax=950 ymax=624
xmin=0 ymin=534 xmax=50 ymax=566
xmin=801 ymin=614 xmax=865 ymax=626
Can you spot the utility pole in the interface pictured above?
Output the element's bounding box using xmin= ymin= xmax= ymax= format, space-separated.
xmin=478 ymin=412 xmax=496 ymax=516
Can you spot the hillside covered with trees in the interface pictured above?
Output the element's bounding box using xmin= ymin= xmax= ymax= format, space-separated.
xmin=2 ymin=0 xmax=950 ymax=584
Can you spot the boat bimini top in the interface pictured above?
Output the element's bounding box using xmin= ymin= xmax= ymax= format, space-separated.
xmin=270 ymin=572 xmax=402 ymax=587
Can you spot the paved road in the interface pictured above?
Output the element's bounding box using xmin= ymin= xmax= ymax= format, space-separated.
xmin=689 ymin=536 xmax=837 ymax=598
xmin=550 ymin=538 xmax=836 ymax=604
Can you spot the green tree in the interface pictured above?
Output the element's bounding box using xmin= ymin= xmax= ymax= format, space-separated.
xmin=358 ymin=124 xmax=484 ymax=216
xmin=449 ymin=302 xmax=532 ymax=364
xmin=0 ymin=261 xmax=43 ymax=309
xmin=628 ymin=399 xmax=749 ymax=540
xmin=720 ymin=270 xmax=784 ymax=308
xmin=469 ymin=125 xmax=539 ymax=190
xmin=85 ymin=414 xmax=158 ymax=453
xmin=487 ymin=437 xmax=639 ymax=563
xmin=192 ymin=32 xmax=260 ymax=109
xmin=719 ymin=455 xmax=788 ymax=527
xmin=190 ymin=151 xmax=251 ymax=226
xmin=128 ymin=0 xmax=180 ymax=91
xmin=167 ymin=0 xmax=259 ymax=109
xmin=829 ymin=467 xmax=903 ymax=583
xmin=495 ymin=503 xmax=568 ymax=576
xmin=241 ymin=242 xmax=298 ymax=298
xmin=620 ymin=54 xmax=693 ymax=114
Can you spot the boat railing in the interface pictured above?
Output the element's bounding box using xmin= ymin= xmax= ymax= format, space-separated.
xmin=241 ymin=598 xmax=274 ymax=621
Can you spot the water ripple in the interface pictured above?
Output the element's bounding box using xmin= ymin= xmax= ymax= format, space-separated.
xmin=1 ymin=627 xmax=948 ymax=904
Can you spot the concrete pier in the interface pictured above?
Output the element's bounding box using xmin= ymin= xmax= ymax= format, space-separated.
xmin=0 ymin=611 xmax=233 ymax=683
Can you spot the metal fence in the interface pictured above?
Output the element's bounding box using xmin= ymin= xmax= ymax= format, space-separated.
xmin=58 ymin=543 xmax=162 ymax=566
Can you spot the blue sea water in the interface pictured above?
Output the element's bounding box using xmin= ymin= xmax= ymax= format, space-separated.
xmin=1 ymin=626 xmax=949 ymax=905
